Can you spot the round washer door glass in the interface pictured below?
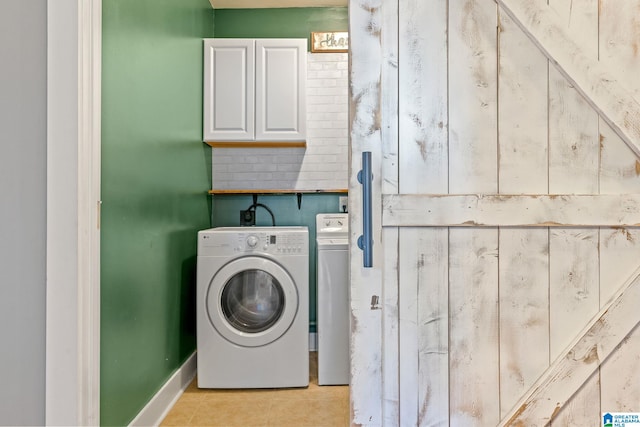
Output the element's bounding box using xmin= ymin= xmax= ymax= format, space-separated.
xmin=221 ymin=269 xmax=285 ymax=333
xmin=207 ymin=256 xmax=298 ymax=347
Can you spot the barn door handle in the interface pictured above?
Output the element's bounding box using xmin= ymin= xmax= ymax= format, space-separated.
xmin=357 ymin=151 xmax=373 ymax=268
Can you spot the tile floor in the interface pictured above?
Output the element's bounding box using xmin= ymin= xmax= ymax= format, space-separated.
xmin=160 ymin=352 xmax=349 ymax=427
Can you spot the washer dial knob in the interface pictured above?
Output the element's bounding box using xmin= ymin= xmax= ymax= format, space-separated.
xmin=246 ymin=235 xmax=259 ymax=248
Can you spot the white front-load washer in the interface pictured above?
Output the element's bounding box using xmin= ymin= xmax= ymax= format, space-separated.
xmin=197 ymin=226 xmax=309 ymax=388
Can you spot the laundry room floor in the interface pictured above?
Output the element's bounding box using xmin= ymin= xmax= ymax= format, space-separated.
xmin=160 ymin=352 xmax=349 ymax=426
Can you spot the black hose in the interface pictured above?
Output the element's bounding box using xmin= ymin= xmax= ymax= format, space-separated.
xmin=246 ymin=203 xmax=276 ymax=226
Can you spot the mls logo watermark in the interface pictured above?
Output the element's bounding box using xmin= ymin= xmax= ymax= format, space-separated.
xmin=603 ymin=412 xmax=640 ymax=427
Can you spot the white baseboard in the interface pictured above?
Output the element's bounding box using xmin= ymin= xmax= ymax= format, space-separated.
xmin=309 ymin=332 xmax=317 ymax=351
xmin=129 ymin=351 xmax=197 ymax=427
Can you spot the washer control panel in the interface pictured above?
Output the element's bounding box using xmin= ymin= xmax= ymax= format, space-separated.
xmin=198 ymin=227 xmax=309 ymax=257
xmin=235 ymin=232 xmax=307 ymax=255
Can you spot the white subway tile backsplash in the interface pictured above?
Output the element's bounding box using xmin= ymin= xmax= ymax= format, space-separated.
xmin=307 ymin=79 xmax=338 ymax=88
xmin=324 ymin=163 xmax=346 ymax=172
xmin=214 ymin=155 xmax=232 ymax=164
xmin=306 ymin=128 xmax=346 ymax=138
xmin=306 ymin=120 xmax=333 ymax=129
xmin=275 ymin=155 xmax=304 ymax=163
xmin=308 ymin=112 xmax=344 ymax=121
xmin=260 ymin=164 xmax=278 ymax=172
xmin=316 ymin=70 xmax=344 ymax=79
xmin=307 ymin=61 xmax=324 ymax=71
xmin=307 ymin=146 xmax=340 ymax=155
xmin=308 ymin=154 xmax=338 ymax=163
xmin=306 ymin=87 xmax=347 ymax=96
xmin=212 ymin=52 xmax=348 ymax=191
xmin=244 ymin=156 xmax=260 ymax=164
xmin=276 ymin=164 xmax=299 ymax=172
xmin=306 ymin=95 xmax=339 ymax=105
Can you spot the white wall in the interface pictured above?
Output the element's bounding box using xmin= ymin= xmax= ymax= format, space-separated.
xmin=0 ymin=1 xmax=47 ymax=425
xmin=212 ymin=52 xmax=348 ymax=190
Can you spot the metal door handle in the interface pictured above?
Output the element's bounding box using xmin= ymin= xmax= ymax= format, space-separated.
xmin=357 ymin=152 xmax=373 ymax=267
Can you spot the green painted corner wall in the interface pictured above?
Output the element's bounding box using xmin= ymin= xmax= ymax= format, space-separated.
xmin=212 ymin=6 xmax=349 ymax=333
xmin=213 ymin=7 xmax=348 ymax=49
xmin=101 ymin=1 xmax=213 ymax=425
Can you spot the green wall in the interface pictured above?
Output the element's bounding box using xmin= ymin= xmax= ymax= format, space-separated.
xmin=212 ymin=7 xmax=349 ymax=332
xmin=101 ymin=1 xmax=213 ymax=425
xmin=214 ymin=7 xmax=348 ymax=48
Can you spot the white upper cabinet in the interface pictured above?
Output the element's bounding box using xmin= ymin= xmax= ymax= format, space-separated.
xmin=203 ymin=38 xmax=307 ymax=143
xmin=255 ymin=39 xmax=307 ymax=141
xmin=203 ymin=39 xmax=255 ymax=141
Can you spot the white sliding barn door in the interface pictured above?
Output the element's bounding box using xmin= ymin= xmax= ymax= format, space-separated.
xmin=349 ymin=0 xmax=640 ymax=425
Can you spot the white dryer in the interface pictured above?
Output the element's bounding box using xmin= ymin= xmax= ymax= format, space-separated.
xmin=197 ymin=226 xmax=309 ymax=388
xmin=316 ymin=213 xmax=349 ymax=385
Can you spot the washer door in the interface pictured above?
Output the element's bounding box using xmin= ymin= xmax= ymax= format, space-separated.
xmin=206 ymin=256 xmax=298 ymax=347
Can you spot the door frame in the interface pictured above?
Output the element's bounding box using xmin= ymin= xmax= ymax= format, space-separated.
xmin=46 ymin=0 xmax=101 ymax=425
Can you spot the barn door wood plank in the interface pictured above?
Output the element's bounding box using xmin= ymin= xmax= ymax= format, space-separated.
xmin=547 ymin=0 xmax=599 ymax=194
xmin=495 ymin=0 xmax=640 ymax=159
xmin=598 ymin=0 xmax=640 ymax=196
xmin=499 ymin=267 xmax=640 ymax=426
xmin=496 ymin=5 xmax=550 ymax=419
xmin=449 ymin=1 xmax=500 ymax=425
xmin=598 ymin=0 xmax=640 ymax=412
xmin=597 ymin=0 xmax=640 ymax=102
xmin=600 ymin=123 xmax=640 ymax=193
xmin=546 ymin=1 xmax=601 ymax=424
xmin=600 ymin=323 xmax=640 ymax=412
xmin=397 ymin=0 xmax=449 ymax=425
xmin=380 ymin=0 xmax=399 ymax=423
xmin=348 ymin=0 xmax=385 ymax=424
xmin=547 ymin=230 xmax=600 ymax=425
xmin=382 ymin=194 xmax=640 ymax=227
xmin=600 ymin=228 xmax=640 ymax=413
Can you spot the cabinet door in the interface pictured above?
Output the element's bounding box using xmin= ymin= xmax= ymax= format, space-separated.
xmin=203 ymin=39 xmax=254 ymax=141
xmin=255 ymin=39 xmax=307 ymax=141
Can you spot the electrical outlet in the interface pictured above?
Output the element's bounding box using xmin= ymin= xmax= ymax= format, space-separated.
xmin=240 ymin=209 xmax=255 ymax=226
xmin=338 ymin=196 xmax=348 ymax=213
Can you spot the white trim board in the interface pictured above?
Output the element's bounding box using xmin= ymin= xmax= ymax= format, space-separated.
xmin=46 ymin=0 xmax=101 ymax=425
xmin=129 ymin=352 xmax=197 ymax=427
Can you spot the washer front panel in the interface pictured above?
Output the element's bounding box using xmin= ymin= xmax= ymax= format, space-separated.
xmin=206 ymin=256 xmax=298 ymax=347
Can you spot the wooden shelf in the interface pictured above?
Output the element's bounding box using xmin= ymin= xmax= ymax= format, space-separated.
xmin=209 ymin=189 xmax=347 ymax=195
xmin=204 ymin=141 xmax=307 ymax=148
